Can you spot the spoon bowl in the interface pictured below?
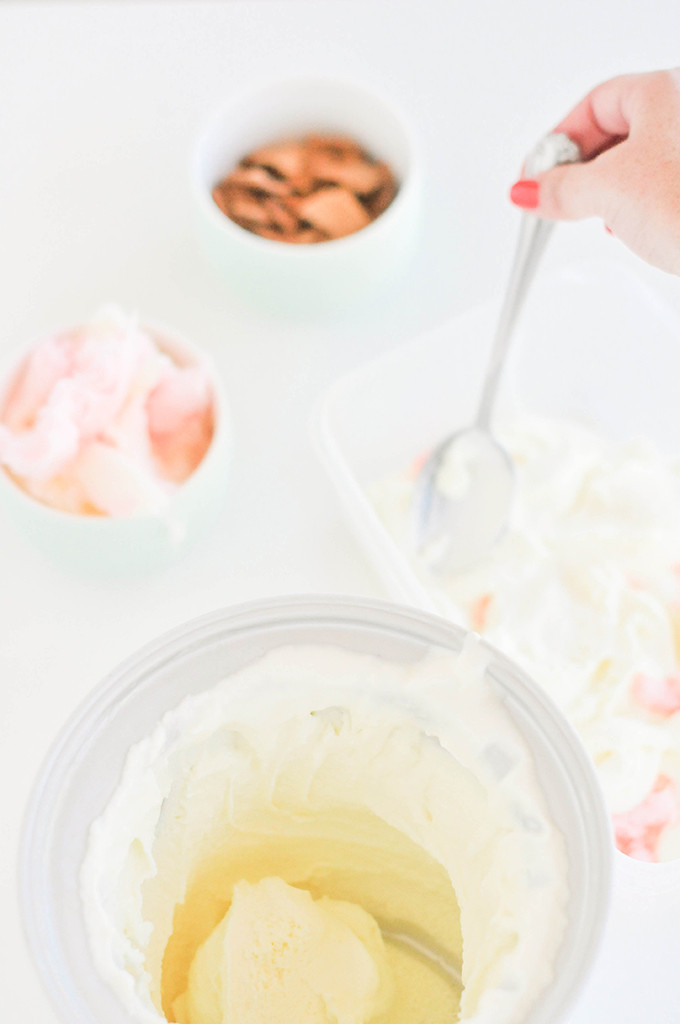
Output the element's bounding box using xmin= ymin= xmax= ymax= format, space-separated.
xmin=413 ymin=427 xmax=514 ymax=572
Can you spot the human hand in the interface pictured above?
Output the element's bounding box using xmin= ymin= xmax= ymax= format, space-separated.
xmin=509 ymin=69 xmax=680 ymax=276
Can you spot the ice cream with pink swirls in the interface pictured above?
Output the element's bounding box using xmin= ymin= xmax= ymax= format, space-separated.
xmin=371 ymin=412 xmax=680 ymax=862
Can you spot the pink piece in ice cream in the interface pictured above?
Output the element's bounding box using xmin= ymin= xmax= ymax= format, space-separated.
xmin=612 ymin=774 xmax=678 ymax=862
xmin=632 ymin=672 xmax=680 ymax=717
xmin=0 ymin=309 xmax=214 ymax=517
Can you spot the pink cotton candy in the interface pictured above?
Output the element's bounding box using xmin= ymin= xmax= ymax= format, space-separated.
xmin=0 ymin=387 xmax=87 ymax=480
xmin=612 ymin=774 xmax=678 ymax=861
xmin=147 ymin=365 xmax=210 ymax=435
xmin=1 ymin=335 xmax=74 ymax=431
xmin=72 ymin=441 xmax=170 ymax=518
xmin=0 ymin=326 xmax=149 ymax=480
xmin=0 ymin=312 xmax=215 ymax=515
xmin=632 ymin=672 xmax=680 ymax=716
xmin=147 ymin=365 xmax=214 ymax=484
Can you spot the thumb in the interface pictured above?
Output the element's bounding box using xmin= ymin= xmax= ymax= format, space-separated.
xmin=510 ymin=161 xmax=614 ymax=223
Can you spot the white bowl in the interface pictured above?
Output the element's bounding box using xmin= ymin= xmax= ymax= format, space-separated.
xmin=0 ymin=319 xmax=232 ymax=575
xmin=191 ymin=76 xmax=421 ymax=315
xmin=20 ymin=595 xmax=611 ymax=1024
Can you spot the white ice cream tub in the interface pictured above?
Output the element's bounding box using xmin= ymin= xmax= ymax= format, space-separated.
xmin=20 ymin=595 xmax=611 ymax=1024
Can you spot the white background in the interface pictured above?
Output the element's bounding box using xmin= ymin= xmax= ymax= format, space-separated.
xmin=2 ymin=2 xmax=680 ymax=1021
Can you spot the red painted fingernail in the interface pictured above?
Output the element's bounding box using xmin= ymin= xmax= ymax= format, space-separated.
xmin=509 ymin=179 xmax=539 ymax=210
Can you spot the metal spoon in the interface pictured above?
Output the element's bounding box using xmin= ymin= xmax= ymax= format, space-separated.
xmin=413 ymin=132 xmax=581 ymax=574
xmin=381 ymin=924 xmax=462 ymax=989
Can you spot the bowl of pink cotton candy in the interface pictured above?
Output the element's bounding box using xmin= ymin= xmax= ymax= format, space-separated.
xmin=0 ymin=307 xmax=231 ymax=574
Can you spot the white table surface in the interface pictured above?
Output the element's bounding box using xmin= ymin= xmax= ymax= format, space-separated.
xmin=2 ymin=2 xmax=680 ymax=1021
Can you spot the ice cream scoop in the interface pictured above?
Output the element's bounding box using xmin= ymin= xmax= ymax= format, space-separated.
xmin=412 ymin=133 xmax=581 ymax=573
xmin=173 ymin=877 xmax=395 ymax=1024
xmin=172 ymin=876 xmax=462 ymax=1024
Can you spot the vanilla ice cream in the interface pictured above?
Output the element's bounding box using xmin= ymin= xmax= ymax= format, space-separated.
xmin=174 ymin=876 xmax=393 ymax=1024
xmin=0 ymin=308 xmax=214 ymax=516
xmin=80 ymin=640 xmax=568 ymax=1024
xmin=371 ymin=411 xmax=680 ymax=862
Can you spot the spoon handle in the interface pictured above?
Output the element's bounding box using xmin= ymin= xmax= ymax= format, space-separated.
xmin=475 ymin=132 xmax=581 ymax=431
xmin=475 ymin=215 xmax=552 ymax=430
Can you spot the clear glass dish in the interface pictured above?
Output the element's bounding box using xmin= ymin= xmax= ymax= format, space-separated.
xmin=315 ymin=259 xmax=680 ymax=882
